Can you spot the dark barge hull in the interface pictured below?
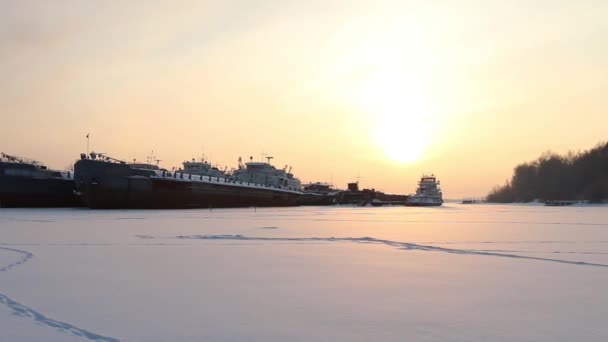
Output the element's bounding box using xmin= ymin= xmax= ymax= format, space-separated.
xmin=74 ymin=159 xmax=302 ymax=209
xmin=0 ymin=176 xmax=79 ymax=208
xmin=298 ymin=193 xmax=335 ymax=206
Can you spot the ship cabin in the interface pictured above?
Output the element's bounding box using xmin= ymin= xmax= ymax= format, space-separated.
xmin=420 ymin=176 xmax=437 ymax=184
xmin=182 ymin=159 xmax=226 ymax=178
xmin=416 ymin=174 xmax=442 ymax=195
xmin=303 ymin=182 xmax=332 ymax=193
xmin=418 ymin=175 xmax=440 ymax=187
xmin=233 ymin=162 xmax=301 ymax=191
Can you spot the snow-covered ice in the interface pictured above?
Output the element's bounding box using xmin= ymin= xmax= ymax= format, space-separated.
xmin=1 ymin=204 xmax=607 ymax=341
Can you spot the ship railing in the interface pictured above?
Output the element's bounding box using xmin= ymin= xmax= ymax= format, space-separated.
xmin=148 ymin=169 xmax=303 ymax=194
xmin=0 ymin=152 xmax=43 ymax=166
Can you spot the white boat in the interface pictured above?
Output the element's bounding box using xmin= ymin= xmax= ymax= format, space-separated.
xmin=406 ymin=174 xmax=443 ymax=206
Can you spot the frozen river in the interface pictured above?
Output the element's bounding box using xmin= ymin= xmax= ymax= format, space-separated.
xmin=1 ymin=204 xmax=607 ymax=341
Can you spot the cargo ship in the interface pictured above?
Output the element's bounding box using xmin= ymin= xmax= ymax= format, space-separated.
xmin=74 ymin=153 xmax=303 ymax=209
xmin=0 ymin=152 xmax=80 ymax=207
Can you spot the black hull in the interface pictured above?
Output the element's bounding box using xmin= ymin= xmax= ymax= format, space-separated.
xmin=0 ymin=177 xmax=80 ymax=208
xmin=75 ymin=159 xmax=302 ymax=209
xmin=298 ymin=193 xmax=335 ymax=206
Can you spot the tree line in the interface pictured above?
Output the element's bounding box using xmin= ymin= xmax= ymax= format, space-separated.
xmin=487 ymin=142 xmax=608 ymax=203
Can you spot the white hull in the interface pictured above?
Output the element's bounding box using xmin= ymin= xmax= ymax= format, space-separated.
xmin=406 ymin=196 xmax=443 ymax=207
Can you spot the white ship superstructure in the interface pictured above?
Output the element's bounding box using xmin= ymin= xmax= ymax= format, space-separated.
xmin=233 ymin=157 xmax=301 ymax=192
xmin=182 ymin=158 xmax=226 ymax=178
xmin=407 ymin=174 xmax=443 ymax=206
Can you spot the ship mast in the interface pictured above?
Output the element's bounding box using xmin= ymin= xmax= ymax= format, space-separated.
xmin=146 ymin=150 xmax=157 ymax=165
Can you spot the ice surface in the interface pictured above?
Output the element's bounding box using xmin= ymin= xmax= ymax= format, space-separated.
xmin=0 ymin=204 xmax=607 ymax=341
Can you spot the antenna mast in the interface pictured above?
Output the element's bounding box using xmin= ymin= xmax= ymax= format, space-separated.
xmin=146 ymin=150 xmax=156 ymax=165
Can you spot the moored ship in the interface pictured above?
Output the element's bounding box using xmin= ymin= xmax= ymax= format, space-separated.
xmin=0 ymin=152 xmax=80 ymax=207
xmin=299 ymin=182 xmax=337 ymax=206
xmin=406 ymin=174 xmax=443 ymax=207
xmin=74 ymin=152 xmax=303 ymax=209
xmin=335 ymin=182 xmax=409 ymax=206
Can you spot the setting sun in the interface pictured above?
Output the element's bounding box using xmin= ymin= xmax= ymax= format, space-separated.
xmin=374 ymin=112 xmax=430 ymax=163
xmin=322 ymin=21 xmax=443 ymax=164
xmin=357 ymin=64 xmax=439 ymax=163
xmin=361 ymin=70 xmax=437 ymax=163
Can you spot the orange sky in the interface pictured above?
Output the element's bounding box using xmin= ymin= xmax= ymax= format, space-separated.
xmin=1 ymin=1 xmax=607 ymax=197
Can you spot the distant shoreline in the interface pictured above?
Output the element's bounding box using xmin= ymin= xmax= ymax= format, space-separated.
xmin=487 ymin=142 xmax=608 ymax=204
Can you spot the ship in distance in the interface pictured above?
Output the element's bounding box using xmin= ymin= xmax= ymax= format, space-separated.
xmin=300 ymin=182 xmax=338 ymax=206
xmin=406 ymin=174 xmax=443 ymax=206
xmin=335 ymin=181 xmax=409 ymax=206
xmin=74 ymin=152 xmax=303 ymax=209
xmin=0 ymin=152 xmax=80 ymax=207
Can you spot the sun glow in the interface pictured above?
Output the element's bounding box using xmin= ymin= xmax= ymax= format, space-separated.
xmin=319 ymin=21 xmax=444 ymax=164
xmin=373 ymin=108 xmax=432 ymax=164
xmin=356 ymin=53 xmax=440 ymax=164
xmin=363 ymin=75 xmax=436 ymax=163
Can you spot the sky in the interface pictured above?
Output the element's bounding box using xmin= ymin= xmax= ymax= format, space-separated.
xmin=1 ymin=0 xmax=607 ymax=197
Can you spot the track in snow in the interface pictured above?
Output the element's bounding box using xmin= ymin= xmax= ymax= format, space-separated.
xmin=0 ymin=246 xmax=33 ymax=272
xmin=0 ymin=246 xmax=121 ymax=342
xmin=161 ymin=234 xmax=608 ymax=268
